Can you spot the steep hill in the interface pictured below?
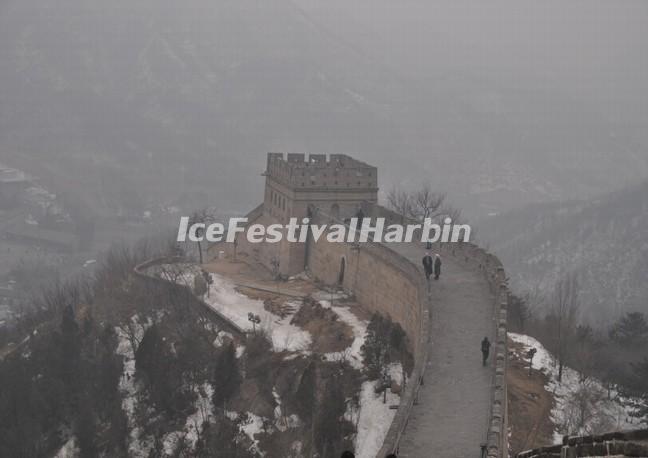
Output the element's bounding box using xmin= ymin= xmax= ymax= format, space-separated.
xmin=477 ymin=181 xmax=648 ymax=323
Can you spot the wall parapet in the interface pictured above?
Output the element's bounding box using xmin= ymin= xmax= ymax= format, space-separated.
xmin=306 ymin=208 xmax=430 ymax=457
xmin=517 ymin=429 xmax=648 ymax=458
xmin=366 ymin=204 xmax=510 ymax=457
xmin=133 ymin=256 xmax=246 ymax=337
xmin=439 ymin=241 xmax=510 ymax=458
xmin=374 ymin=247 xmax=430 ymax=457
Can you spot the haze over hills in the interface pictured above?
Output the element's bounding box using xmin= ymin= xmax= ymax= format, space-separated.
xmin=2 ymin=2 xmax=648 ymax=455
xmin=1 ymin=0 xmax=647 ymax=218
xmin=477 ymin=181 xmax=648 ymax=325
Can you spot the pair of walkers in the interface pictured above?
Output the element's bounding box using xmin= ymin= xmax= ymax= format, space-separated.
xmin=422 ymin=251 xmax=442 ymax=282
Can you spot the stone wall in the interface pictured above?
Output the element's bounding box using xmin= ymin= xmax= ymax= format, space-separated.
xmin=516 ymin=429 xmax=648 ymax=458
xmin=265 ymin=152 xmax=378 ymax=191
xmin=436 ymin=241 xmax=509 ymax=458
xmin=306 ymin=213 xmax=428 ymax=357
xmin=133 ymin=256 xmax=246 ymax=337
xmin=305 ymin=211 xmax=432 ymax=457
xmin=212 ymin=201 xmax=510 ymax=457
xmin=361 ymin=204 xmax=511 ymax=457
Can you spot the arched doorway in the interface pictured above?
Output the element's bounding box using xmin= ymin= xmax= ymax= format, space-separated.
xmin=338 ymin=256 xmax=346 ymax=285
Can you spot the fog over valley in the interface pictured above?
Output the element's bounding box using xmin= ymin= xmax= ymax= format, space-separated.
xmin=1 ymin=0 xmax=647 ymax=218
xmin=1 ymin=3 xmax=648 ymax=457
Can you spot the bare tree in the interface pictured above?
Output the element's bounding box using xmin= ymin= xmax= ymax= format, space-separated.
xmin=187 ymin=209 xmax=216 ymax=264
xmin=386 ymin=184 xmax=462 ymax=223
xmin=386 ymin=186 xmax=413 ymax=222
xmin=551 ymin=272 xmax=581 ymax=382
xmin=412 ymin=185 xmax=446 ymax=221
xmin=116 ymin=314 xmax=147 ymax=355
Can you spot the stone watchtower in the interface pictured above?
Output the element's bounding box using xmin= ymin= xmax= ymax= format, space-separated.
xmin=261 ymin=153 xmax=378 ymax=275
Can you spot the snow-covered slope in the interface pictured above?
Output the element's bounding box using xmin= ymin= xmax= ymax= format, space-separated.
xmin=481 ymin=182 xmax=648 ymax=323
xmin=509 ymin=333 xmax=643 ymax=442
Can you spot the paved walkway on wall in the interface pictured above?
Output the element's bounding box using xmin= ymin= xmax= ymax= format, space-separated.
xmin=388 ymin=243 xmax=496 ymax=458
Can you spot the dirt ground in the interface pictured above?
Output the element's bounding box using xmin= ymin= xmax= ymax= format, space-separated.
xmin=507 ymin=338 xmax=556 ymax=455
xmin=290 ymin=297 xmax=354 ymax=353
xmin=203 ymin=256 xmax=365 ymax=355
xmin=203 ymin=255 xmax=317 ymax=297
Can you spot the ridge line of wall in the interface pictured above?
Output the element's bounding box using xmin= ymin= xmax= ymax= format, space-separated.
xmin=367 ymin=205 xmax=510 ymax=457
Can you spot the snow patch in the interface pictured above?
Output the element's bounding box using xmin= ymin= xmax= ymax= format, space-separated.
xmin=155 ymin=264 xmax=312 ymax=352
xmin=354 ymin=381 xmax=399 ymax=458
xmin=53 ymin=436 xmax=79 ymax=458
xmin=225 ymin=411 xmax=268 ymax=456
xmin=162 ymin=383 xmax=214 ymax=455
xmin=115 ymin=316 xmax=154 ymax=457
xmin=509 ymin=332 xmax=643 ymax=442
xmin=321 ymin=302 xmax=368 ymax=370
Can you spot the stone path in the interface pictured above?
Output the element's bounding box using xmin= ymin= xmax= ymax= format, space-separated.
xmin=389 ymin=242 xmax=496 ymax=458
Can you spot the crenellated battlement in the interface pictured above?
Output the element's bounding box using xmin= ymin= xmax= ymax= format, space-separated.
xmin=265 ymin=152 xmax=378 ymax=190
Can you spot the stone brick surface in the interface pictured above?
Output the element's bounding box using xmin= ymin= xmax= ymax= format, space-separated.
xmin=390 ymin=242 xmax=496 ymax=458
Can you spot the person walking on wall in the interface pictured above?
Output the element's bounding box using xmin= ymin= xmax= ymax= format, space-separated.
xmin=434 ymin=253 xmax=442 ymax=280
xmin=422 ymin=251 xmax=434 ymax=288
xmin=481 ymin=337 xmax=491 ymax=366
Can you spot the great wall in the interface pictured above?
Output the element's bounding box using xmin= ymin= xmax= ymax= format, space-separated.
xmin=134 ymin=153 xmax=511 ymax=456
xmin=213 ymin=153 xmax=511 ymax=457
xmin=132 ymin=153 xmax=648 ymax=458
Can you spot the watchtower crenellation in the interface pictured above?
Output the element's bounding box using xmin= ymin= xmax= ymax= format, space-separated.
xmin=258 ymin=152 xmax=378 ymax=275
xmin=265 ymin=152 xmax=378 ymax=191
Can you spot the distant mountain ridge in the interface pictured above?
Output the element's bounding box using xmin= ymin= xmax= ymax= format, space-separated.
xmin=1 ymin=0 xmax=647 ymax=218
xmin=478 ymin=181 xmax=648 ymax=324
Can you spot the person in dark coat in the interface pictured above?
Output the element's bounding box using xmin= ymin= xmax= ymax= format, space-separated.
xmin=422 ymin=252 xmax=434 ymax=282
xmin=481 ymin=337 xmax=491 ymax=366
xmin=433 ymin=253 xmax=442 ymax=280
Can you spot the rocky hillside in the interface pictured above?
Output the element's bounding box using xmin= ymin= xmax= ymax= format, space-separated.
xmin=477 ymin=181 xmax=648 ymax=323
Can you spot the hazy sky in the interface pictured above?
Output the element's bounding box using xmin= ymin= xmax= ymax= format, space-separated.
xmin=1 ymin=0 xmax=647 ymax=216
